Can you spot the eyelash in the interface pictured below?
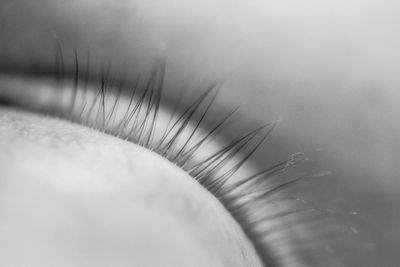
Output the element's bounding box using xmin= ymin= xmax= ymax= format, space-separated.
xmin=0 ymin=44 xmax=356 ymax=267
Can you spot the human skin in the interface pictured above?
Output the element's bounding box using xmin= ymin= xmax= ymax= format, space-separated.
xmin=0 ymin=107 xmax=263 ymax=267
xmin=1 ymin=0 xmax=400 ymax=266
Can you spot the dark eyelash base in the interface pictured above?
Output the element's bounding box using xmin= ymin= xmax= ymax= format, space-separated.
xmin=0 ymin=46 xmax=358 ymax=267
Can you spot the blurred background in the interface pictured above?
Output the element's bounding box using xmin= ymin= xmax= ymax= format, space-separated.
xmin=1 ymin=0 xmax=399 ymax=266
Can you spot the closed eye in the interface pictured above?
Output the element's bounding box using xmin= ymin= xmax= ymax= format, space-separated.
xmin=0 ymin=1 xmax=361 ymax=266
xmin=0 ymin=47 xmax=347 ymax=267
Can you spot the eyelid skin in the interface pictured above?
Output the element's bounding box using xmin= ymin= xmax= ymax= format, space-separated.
xmin=0 ymin=106 xmax=264 ymax=267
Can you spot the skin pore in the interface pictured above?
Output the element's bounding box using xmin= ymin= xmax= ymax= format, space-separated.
xmin=1 ymin=0 xmax=400 ymax=266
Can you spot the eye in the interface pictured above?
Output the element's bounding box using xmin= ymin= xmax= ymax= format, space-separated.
xmin=0 ymin=50 xmax=306 ymax=266
xmin=0 ymin=50 xmax=351 ymax=267
xmin=0 ymin=1 xmax=365 ymax=267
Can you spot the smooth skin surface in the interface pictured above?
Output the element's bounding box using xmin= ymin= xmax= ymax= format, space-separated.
xmin=0 ymin=107 xmax=263 ymax=267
